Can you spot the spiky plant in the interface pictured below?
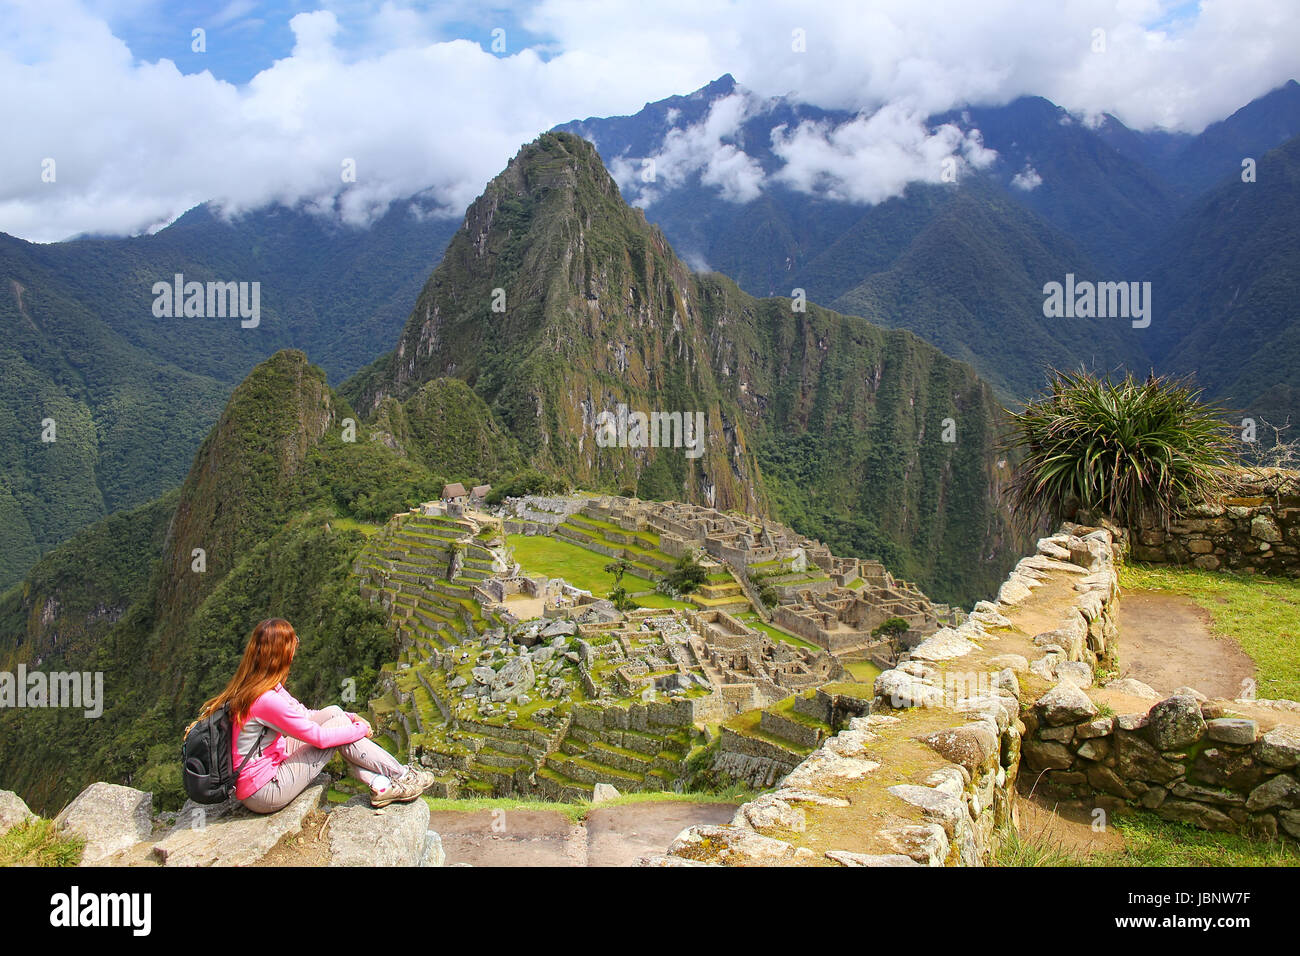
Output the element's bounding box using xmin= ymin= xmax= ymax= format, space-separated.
xmin=1003 ymin=369 xmax=1235 ymax=528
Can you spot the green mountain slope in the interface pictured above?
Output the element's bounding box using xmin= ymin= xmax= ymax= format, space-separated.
xmin=346 ymin=132 xmax=1020 ymax=604
xmin=0 ymin=200 xmax=457 ymax=591
xmin=1144 ymin=134 xmax=1300 ymax=430
xmin=828 ymin=184 xmax=1152 ymax=399
xmin=0 ymin=349 xmax=510 ymax=813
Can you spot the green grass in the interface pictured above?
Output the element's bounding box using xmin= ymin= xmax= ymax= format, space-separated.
xmin=845 ymin=660 xmax=883 ymax=684
xmin=994 ymin=815 xmax=1299 ymax=867
xmin=735 ymin=613 xmax=820 ymax=651
xmin=506 ymin=533 xmax=688 ymax=608
xmin=1121 ymin=563 xmax=1300 ymax=700
xmin=330 ymin=516 xmax=383 ymax=536
xmin=0 ymin=819 xmax=84 ymax=867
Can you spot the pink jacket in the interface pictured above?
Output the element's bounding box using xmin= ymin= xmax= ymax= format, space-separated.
xmin=231 ymin=685 xmax=369 ymax=800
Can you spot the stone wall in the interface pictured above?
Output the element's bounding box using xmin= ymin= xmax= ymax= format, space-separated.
xmin=1129 ymin=470 xmax=1300 ymax=575
xmin=1022 ymin=687 xmax=1300 ymax=840
xmin=650 ymin=525 xmax=1123 ymax=866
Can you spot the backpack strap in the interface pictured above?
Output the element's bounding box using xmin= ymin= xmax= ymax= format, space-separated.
xmin=232 ymin=711 xmax=271 ymax=779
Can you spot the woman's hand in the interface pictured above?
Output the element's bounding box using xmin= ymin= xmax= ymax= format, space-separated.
xmin=353 ymin=716 xmax=373 ymax=738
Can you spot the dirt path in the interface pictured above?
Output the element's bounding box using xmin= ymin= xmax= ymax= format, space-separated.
xmin=1014 ymin=793 xmax=1127 ymax=860
xmin=430 ymin=801 xmax=739 ymax=866
xmin=1117 ymin=591 xmax=1256 ymax=699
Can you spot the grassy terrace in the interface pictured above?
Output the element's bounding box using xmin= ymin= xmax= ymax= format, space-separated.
xmin=506 ymin=533 xmax=690 ymax=610
xmin=1121 ymin=563 xmax=1300 ymax=700
xmin=734 ymin=611 xmax=819 ymax=651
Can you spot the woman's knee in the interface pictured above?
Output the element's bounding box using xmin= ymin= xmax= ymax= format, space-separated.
xmin=317 ymin=704 xmax=347 ymax=721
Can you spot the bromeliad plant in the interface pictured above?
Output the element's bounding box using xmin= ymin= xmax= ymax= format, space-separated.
xmin=1003 ymin=370 xmax=1235 ymax=528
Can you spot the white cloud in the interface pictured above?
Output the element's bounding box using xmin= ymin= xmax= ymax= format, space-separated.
xmin=1 ymin=0 xmax=1298 ymax=240
xmin=770 ymin=105 xmax=996 ymax=204
xmin=1011 ymin=164 xmax=1044 ymax=190
xmin=609 ymin=92 xmax=764 ymax=206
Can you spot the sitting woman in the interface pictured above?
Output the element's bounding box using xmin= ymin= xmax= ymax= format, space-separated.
xmin=195 ymin=617 xmax=434 ymax=813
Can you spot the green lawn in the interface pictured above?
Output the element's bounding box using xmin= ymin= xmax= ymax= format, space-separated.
xmin=995 ymin=814 xmax=1299 ymax=867
xmin=1121 ymin=563 xmax=1300 ymax=700
xmin=735 ymin=612 xmax=820 ymax=651
xmin=506 ymin=534 xmax=689 ymax=609
xmin=844 ymin=660 xmax=883 ymax=684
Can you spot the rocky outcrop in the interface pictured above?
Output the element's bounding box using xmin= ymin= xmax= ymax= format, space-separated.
xmin=328 ymin=795 xmax=439 ymax=867
xmin=0 ymin=790 xmax=37 ymax=836
xmin=23 ymin=773 xmax=445 ymax=867
xmin=54 ymin=782 xmax=154 ymax=865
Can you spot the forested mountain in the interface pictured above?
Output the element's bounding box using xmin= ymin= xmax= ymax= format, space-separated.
xmin=0 ymin=199 xmax=458 ymax=589
xmin=0 ymin=349 xmax=511 ymax=812
xmin=346 ymin=132 xmax=1018 ymax=603
xmin=557 ymin=75 xmax=1300 ymax=432
xmin=1144 ymin=134 xmax=1300 ymax=429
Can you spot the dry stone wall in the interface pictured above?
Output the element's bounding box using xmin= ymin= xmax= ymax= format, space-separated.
xmin=652 ymin=519 xmax=1298 ymax=866
xmin=1130 ymin=470 xmax=1300 ymax=575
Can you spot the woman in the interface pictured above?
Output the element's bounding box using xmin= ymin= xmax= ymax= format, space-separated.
xmin=194 ymin=617 xmax=434 ymax=813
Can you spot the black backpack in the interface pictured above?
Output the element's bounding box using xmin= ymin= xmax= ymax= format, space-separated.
xmin=181 ymin=704 xmax=268 ymax=804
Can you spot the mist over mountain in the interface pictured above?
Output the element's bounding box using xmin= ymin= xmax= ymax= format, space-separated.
xmin=557 ymin=75 xmax=1300 ymax=427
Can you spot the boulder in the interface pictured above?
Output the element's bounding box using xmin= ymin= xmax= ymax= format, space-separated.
xmin=1116 ymin=733 xmax=1183 ymax=785
xmin=1104 ymin=677 xmax=1161 ymax=700
xmin=1193 ymin=748 xmax=1265 ymax=790
xmin=1035 ymin=681 xmax=1098 ymax=726
xmin=152 ymin=774 xmax=328 ymax=866
xmin=920 ymin=724 xmax=1000 ymax=775
xmin=1156 ymin=800 xmax=1236 ymax=832
xmin=591 ymin=783 xmax=621 ymax=805
xmin=489 ymin=656 xmax=536 ymax=702
xmin=1146 ymin=695 xmax=1206 ymax=751
xmin=54 ymin=782 xmax=153 ymax=865
xmin=1022 ymin=739 xmax=1074 ymax=772
xmin=0 ymin=790 xmax=36 ymax=837
xmin=880 ymin=823 xmax=949 ymax=866
xmin=886 ymin=785 xmax=965 ymax=838
xmin=667 ymin=825 xmax=816 ymax=866
xmin=736 ymin=795 xmax=805 ymax=833
xmin=1056 ymin=661 xmax=1094 ymax=687
xmin=328 ymin=796 xmax=431 ymax=867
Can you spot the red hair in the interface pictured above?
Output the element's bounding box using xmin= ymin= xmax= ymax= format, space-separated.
xmin=194 ymin=618 xmax=299 ymax=728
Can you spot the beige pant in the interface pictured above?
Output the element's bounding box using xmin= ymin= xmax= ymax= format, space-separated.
xmin=242 ymin=705 xmax=406 ymax=814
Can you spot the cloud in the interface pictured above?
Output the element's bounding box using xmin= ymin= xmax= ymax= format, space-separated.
xmin=1 ymin=0 xmax=1298 ymax=240
xmin=770 ymin=105 xmax=997 ymax=204
xmin=1011 ymin=164 xmax=1044 ymax=190
xmin=608 ymin=92 xmax=764 ymax=206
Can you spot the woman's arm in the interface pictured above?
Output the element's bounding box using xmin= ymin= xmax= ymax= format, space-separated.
xmin=251 ymin=690 xmax=368 ymax=749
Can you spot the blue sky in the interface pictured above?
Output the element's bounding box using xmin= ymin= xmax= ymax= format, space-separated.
xmin=3 ymin=1 xmax=1296 ymax=242
xmin=87 ymin=1 xmax=559 ymax=84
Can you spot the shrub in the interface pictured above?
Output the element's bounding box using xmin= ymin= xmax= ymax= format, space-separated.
xmin=1003 ymin=370 xmax=1234 ymax=528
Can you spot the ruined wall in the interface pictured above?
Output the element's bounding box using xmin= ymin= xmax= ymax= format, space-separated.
xmin=652 ymin=518 xmax=1300 ymax=866
xmin=650 ymin=526 xmax=1124 ymax=866
xmin=1022 ymin=690 xmax=1300 ymax=840
xmin=1130 ymin=471 xmax=1300 ymax=575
